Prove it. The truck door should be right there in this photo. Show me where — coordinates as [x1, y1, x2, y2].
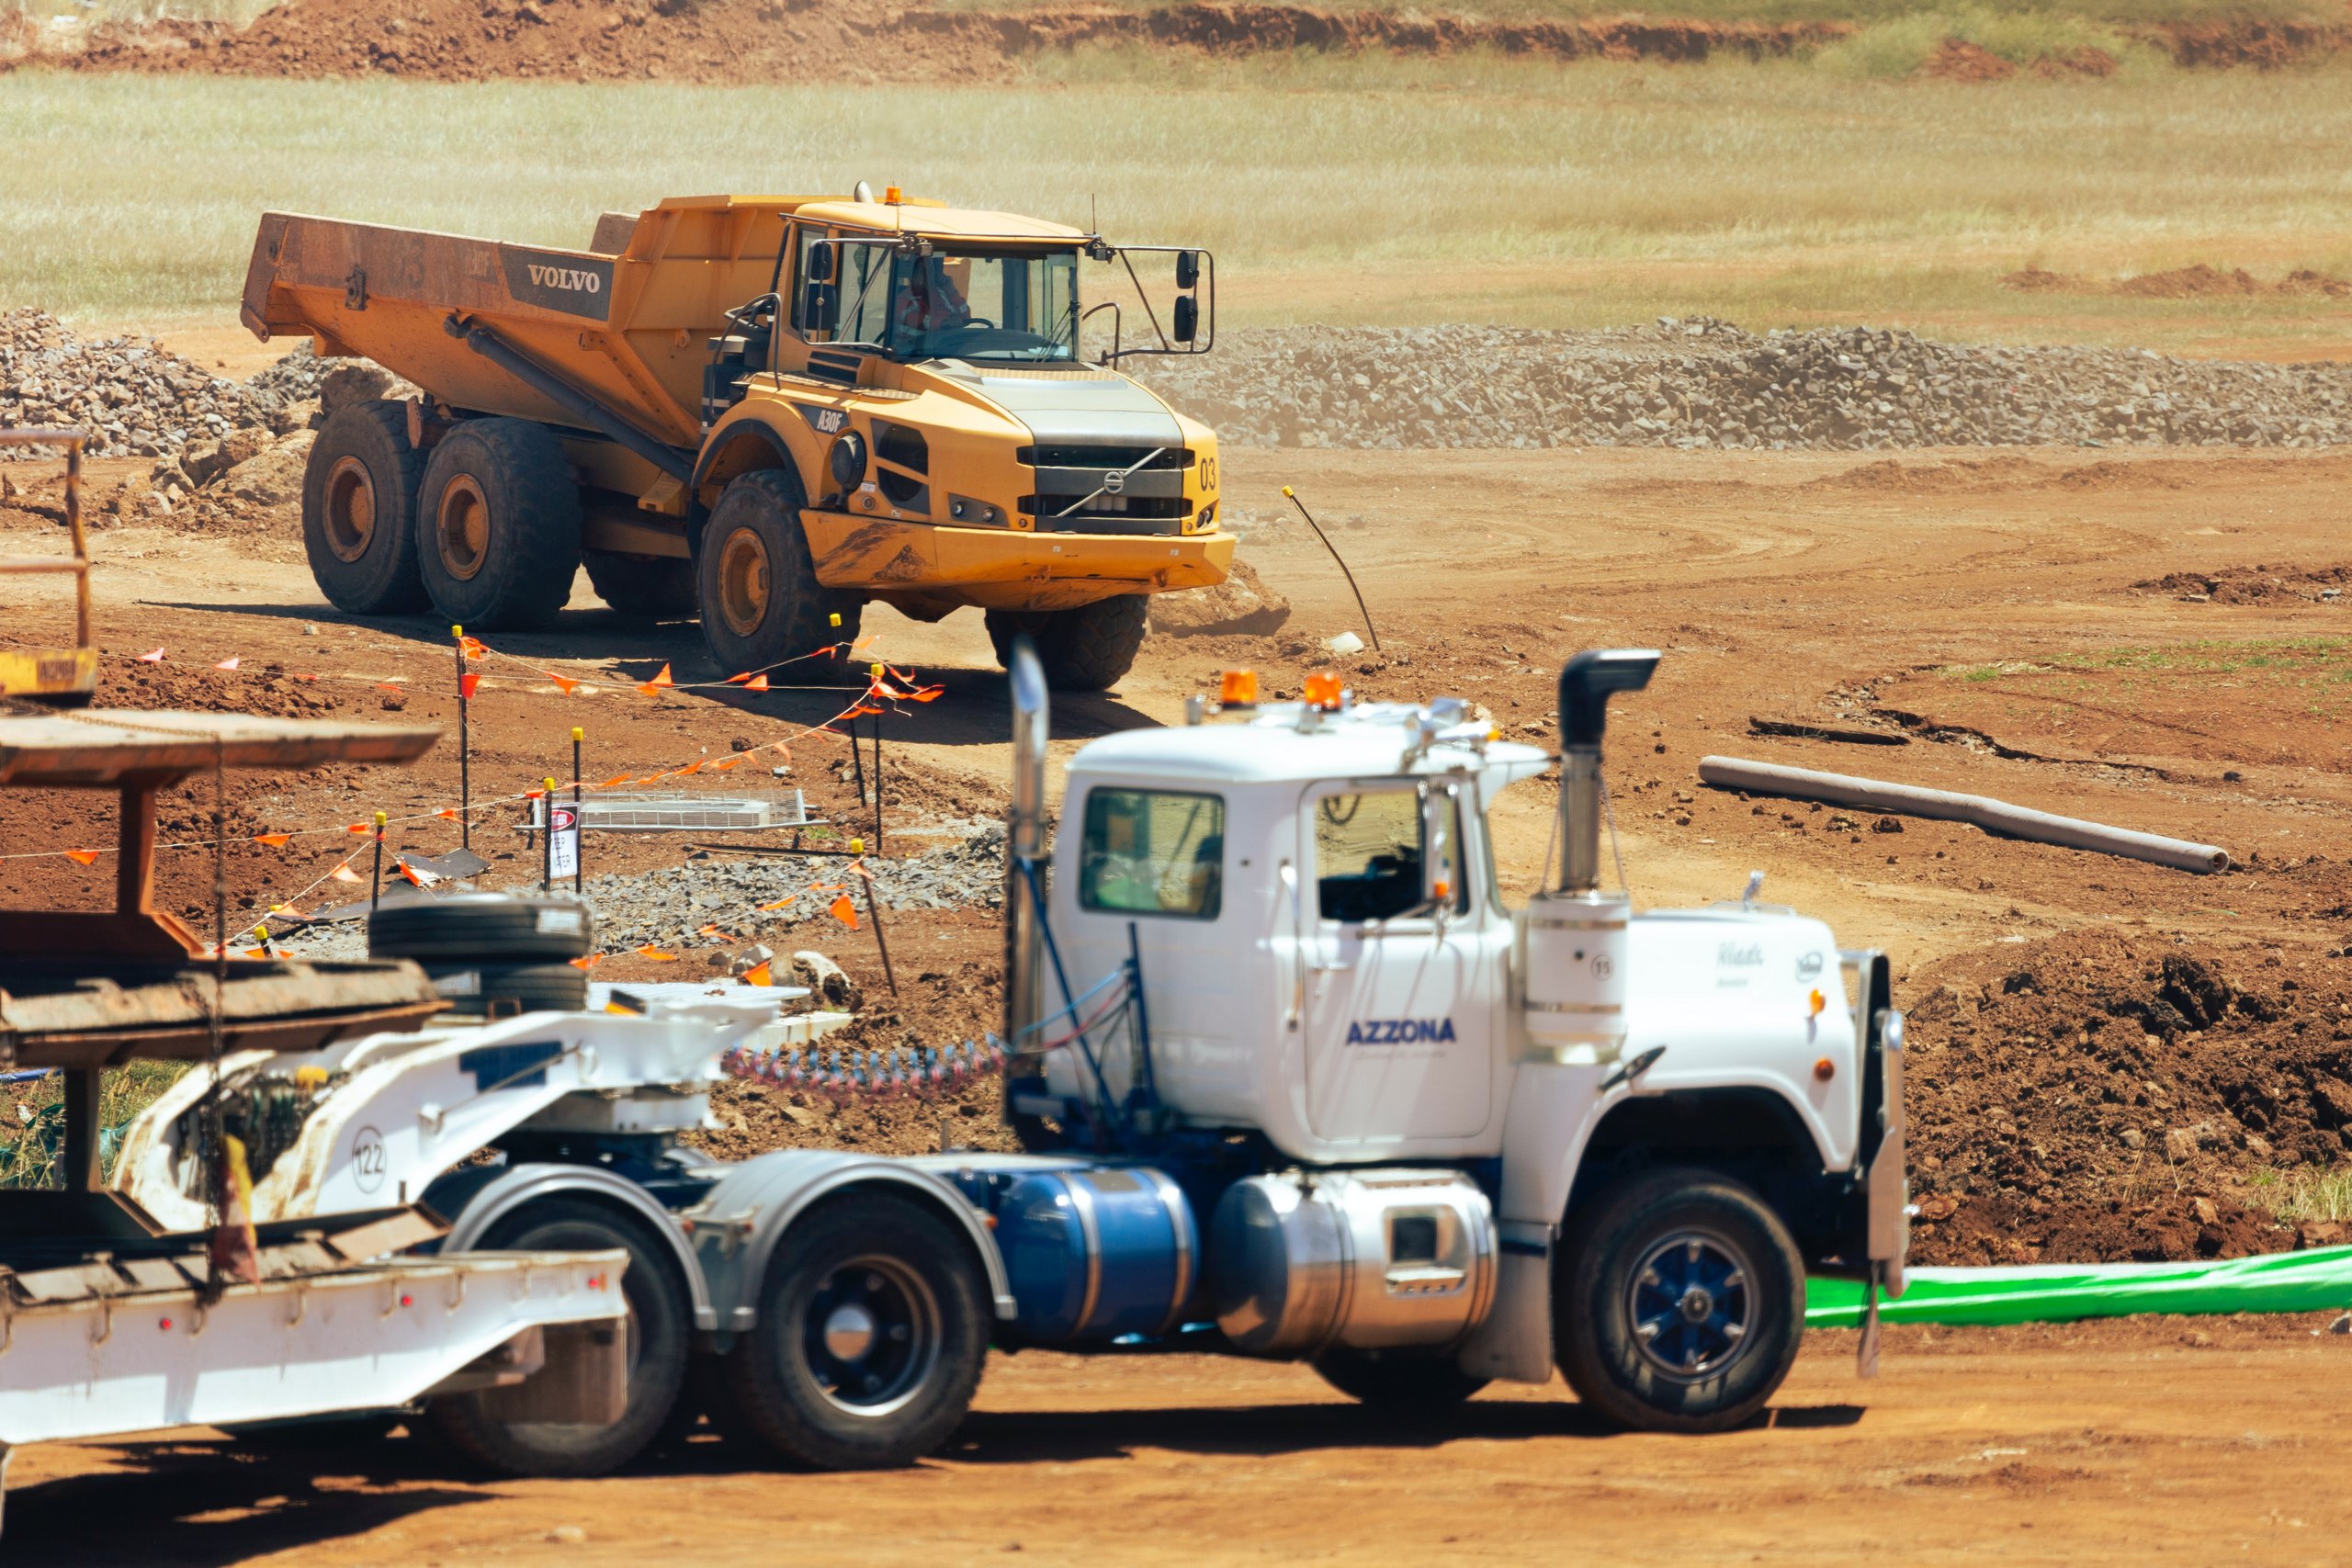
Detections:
[1299, 779, 1496, 1145]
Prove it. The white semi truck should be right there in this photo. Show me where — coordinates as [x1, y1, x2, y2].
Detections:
[121, 648, 1907, 1473]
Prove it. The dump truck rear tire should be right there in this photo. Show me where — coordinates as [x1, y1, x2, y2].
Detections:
[984, 597, 1148, 691]
[415, 418, 582, 630]
[302, 400, 428, 615]
[584, 550, 696, 620]
[695, 469, 861, 675]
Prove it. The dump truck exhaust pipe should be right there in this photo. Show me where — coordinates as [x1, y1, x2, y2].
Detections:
[1522, 648, 1659, 1065]
[1003, 637, 1050, 1055]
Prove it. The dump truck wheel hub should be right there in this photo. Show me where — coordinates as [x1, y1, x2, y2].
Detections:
[436, 475, 492, 581]
[322, 456, 377, 563]
[717, 526, 772, 638]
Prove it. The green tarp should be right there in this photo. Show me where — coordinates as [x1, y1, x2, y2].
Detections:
[1805, 1247, 2352, 1328]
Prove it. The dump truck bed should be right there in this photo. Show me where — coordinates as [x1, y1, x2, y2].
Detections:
[243, 197, 797, 450]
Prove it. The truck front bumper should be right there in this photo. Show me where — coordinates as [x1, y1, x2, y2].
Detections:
[801, 511, 1235, 614]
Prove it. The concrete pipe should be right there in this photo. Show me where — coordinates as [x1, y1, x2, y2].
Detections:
[1696, 756, 2231, 874]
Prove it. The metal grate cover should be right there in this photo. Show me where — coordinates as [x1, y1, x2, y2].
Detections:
[527, 790, 812, 833]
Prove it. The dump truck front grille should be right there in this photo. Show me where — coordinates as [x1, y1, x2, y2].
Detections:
[1019, 445, 1193, 531]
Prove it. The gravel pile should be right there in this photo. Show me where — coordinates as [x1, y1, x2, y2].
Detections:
[0, 309, 296, 459]
[1139, 319, 2352, 451]
[576, 825, 1007, 956]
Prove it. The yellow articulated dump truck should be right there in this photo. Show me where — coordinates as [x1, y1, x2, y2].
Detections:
[241, 188, 1230, 688]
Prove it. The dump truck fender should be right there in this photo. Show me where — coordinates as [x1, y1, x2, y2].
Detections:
[682, 1149, 1014, 1339]
[692, 412, 806, 496]
[435, 1162, 715, 1329]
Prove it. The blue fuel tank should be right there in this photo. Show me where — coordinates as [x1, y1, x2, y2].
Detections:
[998, 1166, 1197, 1342]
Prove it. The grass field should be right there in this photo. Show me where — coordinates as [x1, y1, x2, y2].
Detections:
[4, 60, 2349, 350]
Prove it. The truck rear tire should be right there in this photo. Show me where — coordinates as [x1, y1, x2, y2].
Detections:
[368, 892, 594, 962]
[695, 469, 862, 676]
[717, 1192, 986, 1470]
[584, 549, 696, 620]
[424, 960, 590, 1016]
[415, 418, 582, 630]
[426, 1199, 690, 1477]
[984, 597, 1147, 691]
[1312, 1348, 1489, 1411]
[1553, 1167, 1805, 1434]
[302, 400, 428, 615]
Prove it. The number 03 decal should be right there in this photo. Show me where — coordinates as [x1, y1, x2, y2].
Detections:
[1199, 457, 1217, 493]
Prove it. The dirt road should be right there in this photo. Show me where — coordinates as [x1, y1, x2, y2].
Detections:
[10, 1316, 2351, 1567]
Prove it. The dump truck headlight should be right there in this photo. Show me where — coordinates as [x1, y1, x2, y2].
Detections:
[829, 432, 866, 491]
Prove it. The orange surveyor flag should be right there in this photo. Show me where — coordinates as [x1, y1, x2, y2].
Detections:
[744, 673, 769, 693]
[436, 807, 461, 820]
[399, 862, 426, 886]
[844, 859, 876, 882]
[599, 774, 631, 788]
[137, 647, 164, 662]
[331, 864, 364, 883]
[650, 663, 674, 687]
[548, 671, 578, 694]
[64, 849, 100, 865]
[829, 894, 859, 931]
[458, 636, 488, 660]
[757, 897, 793, 911]
[570, 953, 603, 970]
[725, 671, 753, 685]
[635, 944, 679, 961]
[214, 656, 240, 671]
[742, 960, 774, 987]
[253, 832, 291, 847]
[696, 923, 738, 942]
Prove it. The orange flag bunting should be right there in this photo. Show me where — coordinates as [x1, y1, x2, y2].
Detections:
[137, 647, 164, 662]
[64, 849, 99, 866]
[525, 788, 546, 800]
[725, 671, 753, 685]
[757, 897, 794, 911]
[214, 656, 240, 671]
[696, 923, 738, 942]
[436, 807, 461, 820]
[548, 672, 578, 694]
[346, 823, 370, 835]
[650, 663, 674, 688]
[570, 953, 603, 970]
[635, 944, 679, 961]
[636, 681, 664, 698]
[742, 960, 774, 987]
[399, 862, 426, 886]
[253, 832, 291, 847]
[458, 636, 488, 660]
[844, 860, 876, 882]
[711, 757, 744, 772]
[331, 864, 364, 883]
[459, 672, 481, 700]
[378, 682, 404, 693]
[744, 674, 770, 693]
[829, 894, 860, 931]
[599, 774, 632, 788]
[678, 761, 703, 776]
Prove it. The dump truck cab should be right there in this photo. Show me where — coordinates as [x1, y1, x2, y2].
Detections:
[243, 191, 1231, 689]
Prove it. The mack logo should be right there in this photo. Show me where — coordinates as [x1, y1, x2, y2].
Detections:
[1796, 951, 1826, 980]
[1346, 1017, 1457, 1045]
[1718, 942, 1764, 967]
[500, 248, 614, 321]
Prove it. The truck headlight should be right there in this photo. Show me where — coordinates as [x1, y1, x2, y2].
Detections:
[829, 432, 866, 491]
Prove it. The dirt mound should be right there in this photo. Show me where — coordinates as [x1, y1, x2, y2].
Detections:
[0, 308, 295, 461]
[1902, 929, 2352, 1268]
[2116, 265, 2262, 299]
[2002, 265, 2352, 300]
[2000, 267, 2075, 293]
[2144, 16, 2352, 70]
[2132, 562, 2352, 604]
[102, 655, 347, 717]
[1920, 39, 2015, 81]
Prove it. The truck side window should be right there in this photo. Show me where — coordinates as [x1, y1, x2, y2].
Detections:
[1080, 788, 1224, 920]
[1314, 787, 1469, 923]
[801, 239, 895, 346]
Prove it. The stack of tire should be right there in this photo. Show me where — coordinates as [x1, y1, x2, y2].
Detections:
[368, 893, 595, 1017]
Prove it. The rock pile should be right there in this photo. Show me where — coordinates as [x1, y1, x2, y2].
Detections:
[0, 309, 298, 459]
[1138, 319, 2352, 451]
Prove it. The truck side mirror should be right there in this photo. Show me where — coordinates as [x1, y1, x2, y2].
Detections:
[1171, 295, 1197, 345]
[805, 242, 839, 285]
[1175, 250, 1200, 290]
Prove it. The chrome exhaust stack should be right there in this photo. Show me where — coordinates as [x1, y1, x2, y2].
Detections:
[1003, 637, 1050, 1055]
[1522, 649, 1658, 1065]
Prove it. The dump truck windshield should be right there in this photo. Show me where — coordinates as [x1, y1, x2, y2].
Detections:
[809, 242, 1079, 364]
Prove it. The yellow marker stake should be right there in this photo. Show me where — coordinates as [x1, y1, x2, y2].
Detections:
[850, 838, 865, 854]
[571, 727, 583, 743]
[829, 613, 842, 627]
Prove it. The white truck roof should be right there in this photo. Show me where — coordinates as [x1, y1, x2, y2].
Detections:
[1068, 700, 1553, 790]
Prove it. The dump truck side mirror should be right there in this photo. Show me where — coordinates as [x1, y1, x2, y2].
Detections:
[1172, 296, 1198, 344]
[1175, 250, 1201, 290]
[805, 241, 839, 285]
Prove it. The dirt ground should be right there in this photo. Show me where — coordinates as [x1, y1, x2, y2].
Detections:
[9, 1316, 2352, 1567]
[6, 434, 2352, 1558]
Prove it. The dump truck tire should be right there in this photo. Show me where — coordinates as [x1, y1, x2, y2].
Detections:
[302, 400, 428, 615]
[1553, 1167, 1805, 1434]
[695, 469, 861, 675]
[983, 597, 1147, 691]
[717, 1192, 987, 1471]
[415, 418, 582, 630]
[426, 1199, 691, 1478]
[368, 892, 594, 961]
[584, 550, 697, 620]
[1312, 1348, 1489, 1411]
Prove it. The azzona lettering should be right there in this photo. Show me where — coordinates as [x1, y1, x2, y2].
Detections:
[526, 264, 603, 295]
[1345, 1017, 1457, 1045]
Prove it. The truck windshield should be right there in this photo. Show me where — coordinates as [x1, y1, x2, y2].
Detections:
[888, 248, 1080, 365]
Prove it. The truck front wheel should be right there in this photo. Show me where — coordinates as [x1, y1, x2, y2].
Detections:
[414, 418, 582, 630]
[1553, 1168, 1804, 1434]
[983, 596, 1148, 691]
[301, 400, 428, 615]
[717, 1192, 987, 1470]
[695, 469, 862, 676]
[426, 1199, 691, 1476]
